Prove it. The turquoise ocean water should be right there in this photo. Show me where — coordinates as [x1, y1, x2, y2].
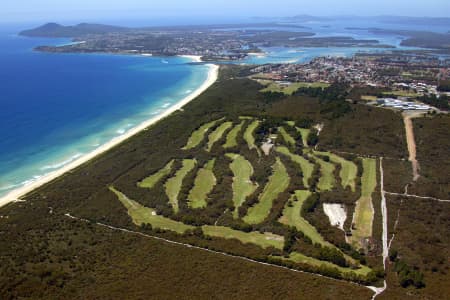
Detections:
[0, 19, 443, 198]
[0, 29, 210, 197]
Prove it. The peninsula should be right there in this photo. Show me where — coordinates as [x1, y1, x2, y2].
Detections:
[20, 22, 392, 61]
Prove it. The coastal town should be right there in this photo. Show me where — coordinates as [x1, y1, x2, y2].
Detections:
[2, 2, 450, 297]
[23, 23, 397, 61]
[251, 53, 450, 111]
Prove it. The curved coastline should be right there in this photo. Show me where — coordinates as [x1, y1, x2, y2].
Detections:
[0, 59, 219, 208]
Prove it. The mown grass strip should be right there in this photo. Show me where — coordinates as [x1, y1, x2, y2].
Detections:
[261, 81, 330, 95]
[188, 159, 216, 209]
[224, 121, 245, 148]
[165, 159, 197, 213]
[280, 191, 360, 266]
[285, 120, 296, 127]
[315, 151, 358, 192]
[296, 128, 311, 148]
[310, 154, 336, 192]
[278, 127, 296, 146]
[202, 225, 284, 249]
[276, 146, 314, 188]
[182, 118, 223, 150]
[138, 160, 174, 189]
[283, 252, 372, 277]
[206, 121, 233, 152]
[243, 158, 290, 225]
[351, 158, 377, 247]
[109, 186, 195, 234]
[243, 120, 261, 152]
[279, 190, 331, 246]
[226, 153, 258, 218]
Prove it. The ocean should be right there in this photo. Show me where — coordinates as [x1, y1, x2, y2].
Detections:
[0, 19, 444, 198]
[0, 28, 210, 197]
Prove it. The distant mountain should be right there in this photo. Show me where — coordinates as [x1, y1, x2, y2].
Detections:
[285, 15, 330, 22]
[374, 15, 450, 26]
[20, 23, 129, 37]
[369, 28, 450, 49]
[284, 14, 450, 27]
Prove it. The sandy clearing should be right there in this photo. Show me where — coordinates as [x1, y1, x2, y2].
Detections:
[323, 203, 347, 231]
[403, 112, 422, 181]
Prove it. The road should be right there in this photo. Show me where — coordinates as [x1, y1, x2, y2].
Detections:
[402, 112, 422, 181]
[372, 158, 388, 299]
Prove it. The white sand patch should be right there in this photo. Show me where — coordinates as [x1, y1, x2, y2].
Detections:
[261, 139, 274, 156]
[179, 55, 202, 63]
[323, 203, 347, 231]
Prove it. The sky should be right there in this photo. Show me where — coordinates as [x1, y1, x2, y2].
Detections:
[1, 0, 449, 24]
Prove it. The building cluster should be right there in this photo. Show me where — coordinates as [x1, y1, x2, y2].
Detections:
[251, 54, 450, 97]
[376, 98, 432, 110]
[52, 31, 256, 60]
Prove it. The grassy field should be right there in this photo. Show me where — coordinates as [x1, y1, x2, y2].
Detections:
[202, 225, 284, 249]
[296, 128, 311, 147]
[188, 159, 216, 209]
[165, 159, 197, 213]
[310, 154, 336, 192]
[206, 121, 233, 152]
[276, 146, 314, 188]
[261, 81, 330, 95]
[361, 95, 377, 101]
[383, 90, 420, 98]
[285, 120, 295, 127]
[243, 120, 261, 151]
[182, 118, 222, 150]
[226, 153, 258, 218]
[284, 252, 372, 276]
[279, 190, 332, 246]
[279, 126, 296, 146]
[223, 121, 245, 148]
[243, 158, 290, 225]
[1, 66, 419, 295]
[315, 151, 357, 191]
[351, 158, 377, 247]
[138, 160, 174, 189]
[110, 187, 195, 234]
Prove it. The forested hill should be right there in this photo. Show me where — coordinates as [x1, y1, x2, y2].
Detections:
[19, 23, 129, 37]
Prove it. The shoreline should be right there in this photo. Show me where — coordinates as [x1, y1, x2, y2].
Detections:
[0, 62, 219, 208]
[179, 55, 202, 63]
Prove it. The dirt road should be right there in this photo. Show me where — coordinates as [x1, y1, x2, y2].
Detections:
[403, 112, 422, 181]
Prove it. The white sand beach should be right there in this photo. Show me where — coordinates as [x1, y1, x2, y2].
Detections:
[0, 63, 219, 208]
[179, 55, 202, 62]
